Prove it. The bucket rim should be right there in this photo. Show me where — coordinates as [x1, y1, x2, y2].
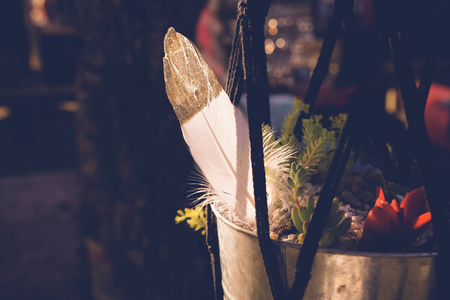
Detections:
[211, 204, 438, 258]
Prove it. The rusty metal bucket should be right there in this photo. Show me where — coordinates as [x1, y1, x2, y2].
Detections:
[213, 205, 437, 300]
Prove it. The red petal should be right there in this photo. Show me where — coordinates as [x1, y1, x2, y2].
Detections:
[376, 186, 385, 201]
[391, 199, 401, 214]
[401, 188, 428, 224]
[363, 206, 394, 239]
[375, 199, 400, 232]
[410, 212, 432, 232]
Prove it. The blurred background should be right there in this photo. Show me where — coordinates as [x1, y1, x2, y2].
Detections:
[0, 0, 449, 299]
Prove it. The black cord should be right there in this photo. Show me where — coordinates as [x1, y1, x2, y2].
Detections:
[239, 1, 284, 299]
[289, 113, 355, 299]
[212, 1, 449, 299]
[206, 205, 224, 300]
[289, 1, 357, 298]
[293, 0, 354, 137]
[225, 1, 284, 299]
[226, 16, 244, 105]
[390, 29, 450, 300]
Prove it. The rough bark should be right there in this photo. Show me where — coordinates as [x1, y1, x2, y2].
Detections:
[73, 1, 210, 299]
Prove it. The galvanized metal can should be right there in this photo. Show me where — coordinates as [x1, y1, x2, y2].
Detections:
[213, 206, 437, 300]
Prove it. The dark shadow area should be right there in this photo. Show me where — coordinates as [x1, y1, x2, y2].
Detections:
[1, 0, 449, 299]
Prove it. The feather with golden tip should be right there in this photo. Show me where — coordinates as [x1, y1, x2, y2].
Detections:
[163, 27, 255, 222]
[163, 27, 296, 225]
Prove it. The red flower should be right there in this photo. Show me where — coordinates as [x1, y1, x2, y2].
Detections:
[359, 187, 432, 251]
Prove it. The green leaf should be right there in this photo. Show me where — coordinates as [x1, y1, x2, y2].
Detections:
[318, 232, 334, 247]
[300, 117, 337, 174]
[325, 210, 345, 228]
[295, 187, 303, 198]
[299, 206, 310, 223]
[297, 233, 306, 244]
[174, 206, 207, 235]
[291, 207, 303, 233]
[329, 113, 348, 133]
[331, 217, 352, 237]
[302, 220, 310, 233]
[306, 196, 315, 215]
[287, 177, 295, 189]
[331, 197, 340, 213]
[281, 98, 310, 136]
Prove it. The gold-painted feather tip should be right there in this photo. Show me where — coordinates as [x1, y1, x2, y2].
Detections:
[163, 27, 222, 124]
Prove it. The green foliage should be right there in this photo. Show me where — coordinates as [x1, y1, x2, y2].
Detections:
[287, 162, 311, 201]
[329, 113, 348, 135]
[280, 98, 309, 148]
[291, 197, 352, 248]
[300, 117, 336, 174]
[282, 98, 348, 204]
[281, 97, 310, 136]
[175, 207, 207, 235]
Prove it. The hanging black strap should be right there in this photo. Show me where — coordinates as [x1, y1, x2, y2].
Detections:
[206, 205, 223, 300]
[229, 1, 285, 299]
[289, 1, 357, 298]
[293, 0, 355, 137]
[219, 1, 284, 299]
[211, 0, 448, 299]
[206, 9, 249, 300]
[392, 30, 450, 300]
[387, 2, 450, 299]
[289, 112, 355, 300]
[227, 0, 288, 299]
[417, 0, 445, 110]
[226, 14, 244, 105]
[227, 0, 272, 125]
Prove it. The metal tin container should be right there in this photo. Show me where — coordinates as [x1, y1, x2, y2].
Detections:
[213, 206, 437, 300]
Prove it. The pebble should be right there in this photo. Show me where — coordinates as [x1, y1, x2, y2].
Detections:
[282, 234, 297, 242]
[267, 184, 431, 251]
[337, 200, 369, 242]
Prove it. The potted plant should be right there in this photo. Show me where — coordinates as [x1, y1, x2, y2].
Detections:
[164, 28, 437, 299]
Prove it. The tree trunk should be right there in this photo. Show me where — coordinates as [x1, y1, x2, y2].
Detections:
[73, 1, 211, 299]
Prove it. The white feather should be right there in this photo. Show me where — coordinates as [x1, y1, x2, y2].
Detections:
[262, 126, 297, 214]
[190, 126, 297, 228]
[182, 90, 255, 221]
[163, 28, 254, 222]
[163, 28, 297, 225]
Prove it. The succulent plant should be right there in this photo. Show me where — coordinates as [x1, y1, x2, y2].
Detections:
[359, 187, 432, 251]
[337, 166, 387, 208]
[287, 162, 311, 200]
[291, 196, 352, 248]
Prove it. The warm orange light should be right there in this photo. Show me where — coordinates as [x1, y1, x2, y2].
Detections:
[268, 27, 278, 36]
[275, 38, 286, 49]
[0, 106, 11, 121]
[265, 43, 275, 55]
[385, 88, 397, 114]
[268, 19, 278, 28]
[30, 0, 49, 28]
